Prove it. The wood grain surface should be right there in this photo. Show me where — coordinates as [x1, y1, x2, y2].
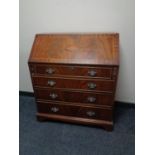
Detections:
[32, 76, 115, 92]
[34, 88, 113, 106]
[29, 33, 119, 65]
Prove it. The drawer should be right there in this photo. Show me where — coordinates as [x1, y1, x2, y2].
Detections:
[34, 88, 113, 106]
[30, 64, 113, 79]
[37, 101, 113, 121]
[32, 76, 115, 92]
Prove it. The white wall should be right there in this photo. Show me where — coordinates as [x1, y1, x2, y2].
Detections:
[19, 0, 135, 103]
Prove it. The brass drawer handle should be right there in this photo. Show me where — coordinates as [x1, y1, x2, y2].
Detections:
[46, 68, 55, 74]
[51, 107, 59, 113]
[87, 83, 96, 89]
[88, 70, 96, 76]
[47, 80, 56, 86]
[86, 111, 96, 117]
[49, 93, 58, 99]
[87, 96, 96, 103]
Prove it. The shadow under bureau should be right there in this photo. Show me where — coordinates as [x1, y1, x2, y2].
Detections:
[28, 33, 119, 131]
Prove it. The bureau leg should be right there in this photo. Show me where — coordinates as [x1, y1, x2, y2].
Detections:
[37, 115, 46, 122]
[102, 124, 113, 131]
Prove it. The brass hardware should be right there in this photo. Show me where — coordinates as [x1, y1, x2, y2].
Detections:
[87, 83, 96, 89]
[87, 96, 96, 103]
[46, 68, 55, 74]
[47, 80, 56, 86]
[49, 93, 58, 99]
[86, 111, 96, 117]
[51, 107, 59, 113]
[88, 70, 96, 76]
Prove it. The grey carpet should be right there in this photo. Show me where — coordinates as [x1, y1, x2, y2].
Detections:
[19, 95, 135, 155]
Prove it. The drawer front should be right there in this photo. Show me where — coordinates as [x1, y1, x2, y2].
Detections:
[32, 76, 115, 92]
[35, 88, 113, 106]
[37, 101, 113, 121]
[31, 64, 113, 79]
[78, 106, 113, 121]
[37, 102, 78, 117]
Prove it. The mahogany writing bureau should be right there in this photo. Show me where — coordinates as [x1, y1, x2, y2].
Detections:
[28, 33, 119, 131]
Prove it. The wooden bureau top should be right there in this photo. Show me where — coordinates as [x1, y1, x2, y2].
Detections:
[29, 33, 119, 65]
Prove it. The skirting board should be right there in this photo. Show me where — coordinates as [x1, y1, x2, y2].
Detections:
[19, 91, 135, 108]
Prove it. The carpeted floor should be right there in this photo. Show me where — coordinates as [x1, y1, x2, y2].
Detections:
[19, 95, 135, 155]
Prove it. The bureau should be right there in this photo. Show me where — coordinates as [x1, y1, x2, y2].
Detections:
[28, 33, 119, 131]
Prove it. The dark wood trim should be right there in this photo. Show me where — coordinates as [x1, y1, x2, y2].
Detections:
[19, 91, 135, 108]
[37, 113, 113, 131]
[28, 61, 119, 67]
